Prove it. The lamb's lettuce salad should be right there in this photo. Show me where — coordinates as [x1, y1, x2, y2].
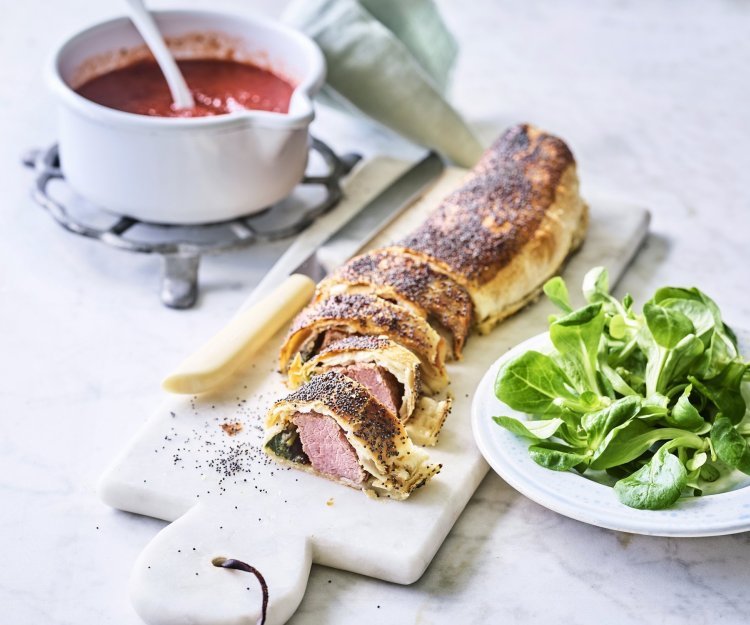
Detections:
[493, 267, 749, 510]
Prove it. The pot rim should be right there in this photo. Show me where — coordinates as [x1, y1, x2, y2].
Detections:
[47, 9, 325, 131]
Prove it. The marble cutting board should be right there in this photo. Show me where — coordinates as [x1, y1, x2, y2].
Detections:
[98, 157, 650, 625]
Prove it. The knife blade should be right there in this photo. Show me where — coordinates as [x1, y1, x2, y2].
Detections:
[162, 152, 444, 394]
[243, 151, 444, 307]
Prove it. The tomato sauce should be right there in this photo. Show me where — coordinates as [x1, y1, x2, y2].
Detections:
[75, 58, 294, 117]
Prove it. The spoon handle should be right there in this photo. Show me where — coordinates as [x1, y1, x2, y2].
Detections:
[125, 0, 195, 109]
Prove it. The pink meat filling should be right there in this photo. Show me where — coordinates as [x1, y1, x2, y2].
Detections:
[292, 411, 365, 484]
[318, 329, 350, 351]
[336, 364, 402, 417]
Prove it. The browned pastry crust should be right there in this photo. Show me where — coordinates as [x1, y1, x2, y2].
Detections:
[316, 247, 473, 359]
[264, 371, 440, 499]
[278, 293, 448, 391]
[286, 334, 452, 445]
[268, 122, 588, 496]
[398, 123, 588, 332]
[288, 335, 423, 418]
[320, 335, 393, 355]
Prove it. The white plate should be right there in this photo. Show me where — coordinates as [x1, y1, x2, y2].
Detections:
[471, 331, 750, 537]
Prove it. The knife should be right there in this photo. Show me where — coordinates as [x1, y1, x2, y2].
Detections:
[162, 152, 444, 394]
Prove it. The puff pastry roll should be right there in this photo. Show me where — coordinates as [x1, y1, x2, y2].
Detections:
[316, 247, 473, 359]
[287, 335, 451, 446]
[399, 124, 588, 333]
[278, 293, 448, 392]
[264, 371, 440, 499]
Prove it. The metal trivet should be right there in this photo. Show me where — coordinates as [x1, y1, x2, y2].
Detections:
[23, 139, 360, 308]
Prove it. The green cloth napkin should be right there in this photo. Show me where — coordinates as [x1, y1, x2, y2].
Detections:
[283, 0, 483, 167]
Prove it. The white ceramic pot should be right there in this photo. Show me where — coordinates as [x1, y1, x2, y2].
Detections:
[47, 10, 325, 224]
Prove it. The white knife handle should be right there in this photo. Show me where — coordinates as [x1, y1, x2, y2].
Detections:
[162, 274, 315, 394]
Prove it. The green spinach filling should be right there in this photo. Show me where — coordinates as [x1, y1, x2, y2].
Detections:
[266, 428, 309, 464]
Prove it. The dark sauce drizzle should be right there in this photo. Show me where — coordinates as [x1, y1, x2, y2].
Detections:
[212, 556, 269, 625]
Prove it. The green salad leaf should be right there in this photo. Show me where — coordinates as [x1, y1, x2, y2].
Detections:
[495, 350, 584, 415]
[528, 442, 589, 472]
[549, 303, 605, 396]
[666, 385, 705, 431]
[613, 446, 688, 510]
[643, 301, 695, 349]
[691, 362, 747, 423]
[493, 267, 749, 510]
[543, 276, 573, 313]
[710, 417, 750, 474]
[491, 416, 563, 441]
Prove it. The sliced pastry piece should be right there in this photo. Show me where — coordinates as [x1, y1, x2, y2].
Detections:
[287, 335, 451, 446]
[288, 335, 419, 419]
[398, 123, 588, 333]
[278, 293, 448, 392]
[315, 247, 473, 359]
[264, 371, 440, 499]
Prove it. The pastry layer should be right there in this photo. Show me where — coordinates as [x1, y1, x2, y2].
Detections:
[279, 293, 448, 391]
[316, 247, 473, 358]
[398, 124, 588, 331]
[265, 371, 440, 499]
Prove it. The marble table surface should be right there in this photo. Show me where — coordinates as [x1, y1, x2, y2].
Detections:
[1, 1, 749, 623]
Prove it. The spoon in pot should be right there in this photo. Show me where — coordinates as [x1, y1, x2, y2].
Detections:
[124, 0, 195, 109]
